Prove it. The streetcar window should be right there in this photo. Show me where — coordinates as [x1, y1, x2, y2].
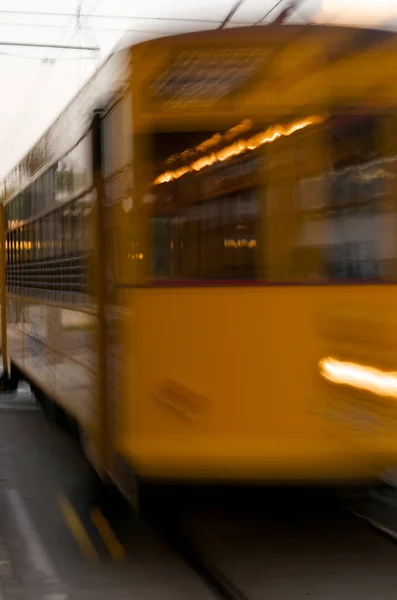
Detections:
[47, 212, 55, 259]
[34, 220, 41, 261]
[44, 214, 53, 259]
[38, 172, 46, 212]
[70, 200, 80, 254]
[11, 231, 16, 266]
[150, 129, 261, 281]
[27, 222, 33, 262]
[4, 205, 10, 230]
[149, 115, 396, 284]
[31, 180, 37, 215]
[53, 210, 62, 257]
[71, 137, 90, 194]
[20, 188, 31, 221]
[63, 205, 72, 256]
[33, 177, 42, 215]
[291, 115, 384, 282]
[6, 232, 11, 266]
[103, 104, 124, 178]
[19, 225, 25, 264]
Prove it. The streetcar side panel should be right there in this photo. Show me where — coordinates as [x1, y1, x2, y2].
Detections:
[117, 285, 397, 481]
[0, 48, 131, 473]
[3, 148, 99, 432]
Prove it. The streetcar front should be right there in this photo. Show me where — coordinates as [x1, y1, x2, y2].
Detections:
[112, 26, 397, 483]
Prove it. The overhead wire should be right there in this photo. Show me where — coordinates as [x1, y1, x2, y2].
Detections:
[0, 2, 305, 43]
[77, 1, 83, 89]
[0, 7, 84, 167]
[0, 3, 220, 171]
[0, 27, 167, 60]
[0, 19, 188, 33]
[0, 1, 313, 174]
[79, 0, 101, 61]
[0, 9, 252, 25]
[0, 41, 97, 50]
[0, 51, 97, 60]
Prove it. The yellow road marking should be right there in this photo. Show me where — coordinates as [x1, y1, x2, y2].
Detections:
[58, 495, 98, 559]
[90, 507, 125, 560]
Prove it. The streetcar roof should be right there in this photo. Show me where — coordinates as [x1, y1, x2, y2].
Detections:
[1, 23, 397, 200]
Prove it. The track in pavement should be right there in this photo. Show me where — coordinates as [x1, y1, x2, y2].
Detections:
[2, 387, 397, 599]
[97, 480, 397, 600]
[97, 484, 251, 600]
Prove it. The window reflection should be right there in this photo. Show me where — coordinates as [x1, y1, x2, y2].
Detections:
[5, 192, 93, 301]
[291, 115, 385, 282]
[149, 115, 397, 284]
[150, 130, 262, 281]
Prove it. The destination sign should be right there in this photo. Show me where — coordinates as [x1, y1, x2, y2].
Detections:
[149, 47, 266, 108]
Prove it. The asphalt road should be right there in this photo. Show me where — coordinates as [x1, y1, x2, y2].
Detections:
[0, 386, 216, 600]
[1, 386, 397, 600]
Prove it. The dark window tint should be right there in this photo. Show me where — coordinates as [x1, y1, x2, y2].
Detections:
[292, 115, 385, 281]
[150, 130, 261, 281]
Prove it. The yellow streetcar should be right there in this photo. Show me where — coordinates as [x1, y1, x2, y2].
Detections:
[2, 24, 397, 506]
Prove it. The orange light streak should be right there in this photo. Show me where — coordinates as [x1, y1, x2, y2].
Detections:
[154, 115, 324, 186]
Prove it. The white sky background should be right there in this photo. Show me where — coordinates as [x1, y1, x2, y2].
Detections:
[0, 0, 396, 179]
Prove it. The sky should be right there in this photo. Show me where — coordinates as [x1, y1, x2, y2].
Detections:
[0, 0, 396, 180]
